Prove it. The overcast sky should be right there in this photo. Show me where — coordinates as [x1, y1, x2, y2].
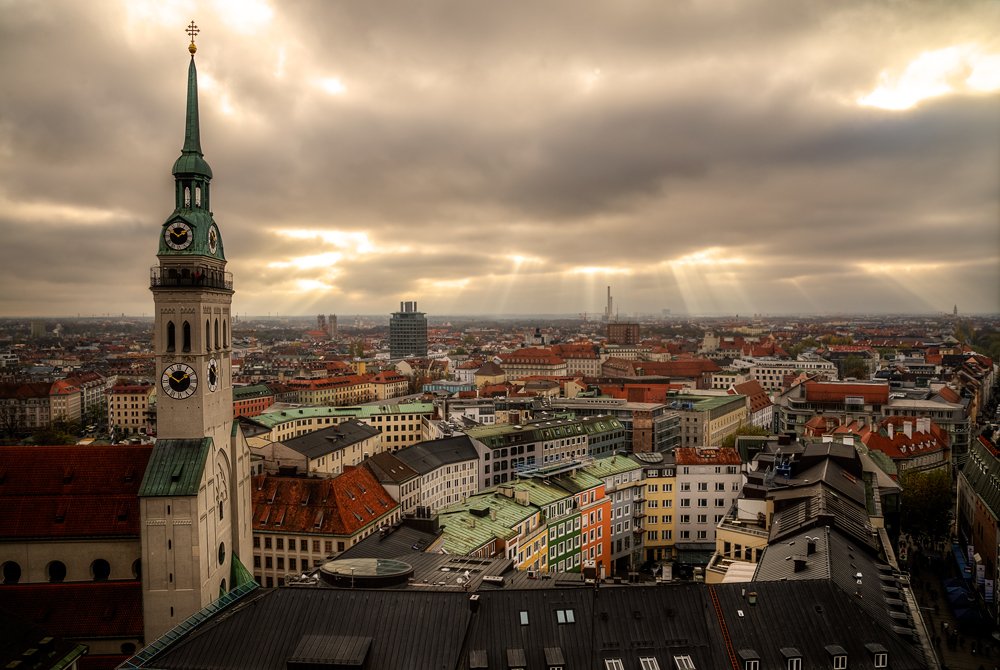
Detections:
[1, 0, 997, 318]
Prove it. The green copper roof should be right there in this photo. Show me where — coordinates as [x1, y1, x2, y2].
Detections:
[253, 403, 434, 429]
[139, 437, 212, 497]
[172, 57, 212, 179]
[584, 454, 643, 478]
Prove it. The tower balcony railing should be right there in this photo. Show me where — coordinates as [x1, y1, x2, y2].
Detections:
[150, 266, 233, 291]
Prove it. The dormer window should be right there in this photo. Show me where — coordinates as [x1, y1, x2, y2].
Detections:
[640, 658, 661, 670]
[780, 648, 802, 670]
[865, 643, 888, 668]
[673, 656, 695, 670]
[825, 645, 848, 670]
[738, 649, 761, 670]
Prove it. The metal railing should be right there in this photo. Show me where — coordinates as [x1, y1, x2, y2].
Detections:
[150, 266, 233, 291]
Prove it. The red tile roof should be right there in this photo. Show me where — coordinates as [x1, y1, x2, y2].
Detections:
[804, 382, 889, 404]
[252, 467, 398, 537]
[730, 380, 772, 414]
[860, 417, 948, 461]
[0, 445, 151, 539]
[0, 581, 143, 638]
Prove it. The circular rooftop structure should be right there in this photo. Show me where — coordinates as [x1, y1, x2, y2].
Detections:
[319, 558, 414, 588]
[632, 451, 665, 464]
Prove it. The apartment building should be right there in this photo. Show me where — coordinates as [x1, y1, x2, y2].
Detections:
[251, 468, 400, 587]
[668, 392, 748, 447]
[587, 454, 647, 571]
[232, 383, 275, 418]
[394, 435, 481, 511]
[277, 420, 381, 476]
[674, 446, 743, 565]
[635, 451, 677, 563]
[550, 397, 680, 453]
[466, 416, 626, 489]
[107, 382, 155, 437]
[252, 402, 434, 451]
[744, 356, 838, 392]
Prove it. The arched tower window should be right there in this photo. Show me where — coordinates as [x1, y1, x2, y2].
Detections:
[206, 319, 211, 352]
[184, 186, 191, 207]
[195, 185, 202, 207]
[214, 318, 220, 350]
[47, 561, 67, 583]
[91, 559, 111, 581]
[1, 562, 21, 585]
[223, 320, 228, 347]
[182, 321, 191, 353]
[166, 321, 176, 352]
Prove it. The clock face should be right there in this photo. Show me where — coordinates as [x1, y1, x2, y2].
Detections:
[161, 363, 198, 399]
[165, 221, 193, 250]
[208, 226, 219, 255]
[207, 358, 220, 392]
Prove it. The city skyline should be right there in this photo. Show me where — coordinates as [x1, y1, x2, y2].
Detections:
[1, 1, 998, 318]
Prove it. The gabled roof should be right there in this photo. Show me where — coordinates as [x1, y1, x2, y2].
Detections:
[252, 469, 397, 537]
[961, 437, 1000, 519]
[365, 451, 420, 485]
[717, 579, 925, 669]
[139, 438, 212, 497]
[394, 436, 479, 475]
[282, 420, 380, 460]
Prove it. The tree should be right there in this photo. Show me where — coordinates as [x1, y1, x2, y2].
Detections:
[899, 468, 952, 542]
[842, 355, 869, 380]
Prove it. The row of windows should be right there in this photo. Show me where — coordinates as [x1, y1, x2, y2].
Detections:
[1, 559, 139, 584]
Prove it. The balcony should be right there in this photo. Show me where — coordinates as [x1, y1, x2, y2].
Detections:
[151, 266, 233, 291]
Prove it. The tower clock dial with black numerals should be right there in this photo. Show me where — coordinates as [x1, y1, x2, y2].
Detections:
[161, 363, 198, 399]
[165, 221, 193, 250]
[207, 358, 220, 392]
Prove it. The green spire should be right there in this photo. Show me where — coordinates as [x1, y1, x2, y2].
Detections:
[172, 39, 213, 179]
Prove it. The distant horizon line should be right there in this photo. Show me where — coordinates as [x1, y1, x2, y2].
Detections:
[2, 311, 995, 321]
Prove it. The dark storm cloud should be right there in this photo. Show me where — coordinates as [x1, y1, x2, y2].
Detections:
[0, 0, 997, 316]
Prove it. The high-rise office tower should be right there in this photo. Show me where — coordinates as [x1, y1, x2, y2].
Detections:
[389, 301, 427, 359]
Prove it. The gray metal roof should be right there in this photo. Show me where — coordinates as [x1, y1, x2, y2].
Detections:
[282, 420, 380, 460]
[394, 435, 479, 475]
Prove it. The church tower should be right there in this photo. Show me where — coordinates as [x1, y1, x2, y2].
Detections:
[139, 24, 253, 642]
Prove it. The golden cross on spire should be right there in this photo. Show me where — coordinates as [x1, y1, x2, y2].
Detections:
[186, 21, 200, 55]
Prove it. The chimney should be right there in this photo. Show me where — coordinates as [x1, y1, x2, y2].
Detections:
[793, 558, 808, 573]
[917, 417, 930, 434]
[903, 421, 913, 439]
[887, 423, 894, 439]
[807, 538, 817, 555]
[469, 594, 480, 613]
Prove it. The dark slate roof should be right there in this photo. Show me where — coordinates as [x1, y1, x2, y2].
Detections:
[365, 451, 419, 485]
[755, 526, 909, 636]
[139, 438, 212, 497]
[143, 588, 472, 670]
[961, 438, 1000, 518]
[715, 580, 926, 669]
[0, 445, 151, 539]
[337, 521, 440, 559]
[282, 420, 380, 460]
[137, 579, 928, 670]
[587, 583, 729, 670]
[769, 485, 876, 550]
[394, 435, 479, 475]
